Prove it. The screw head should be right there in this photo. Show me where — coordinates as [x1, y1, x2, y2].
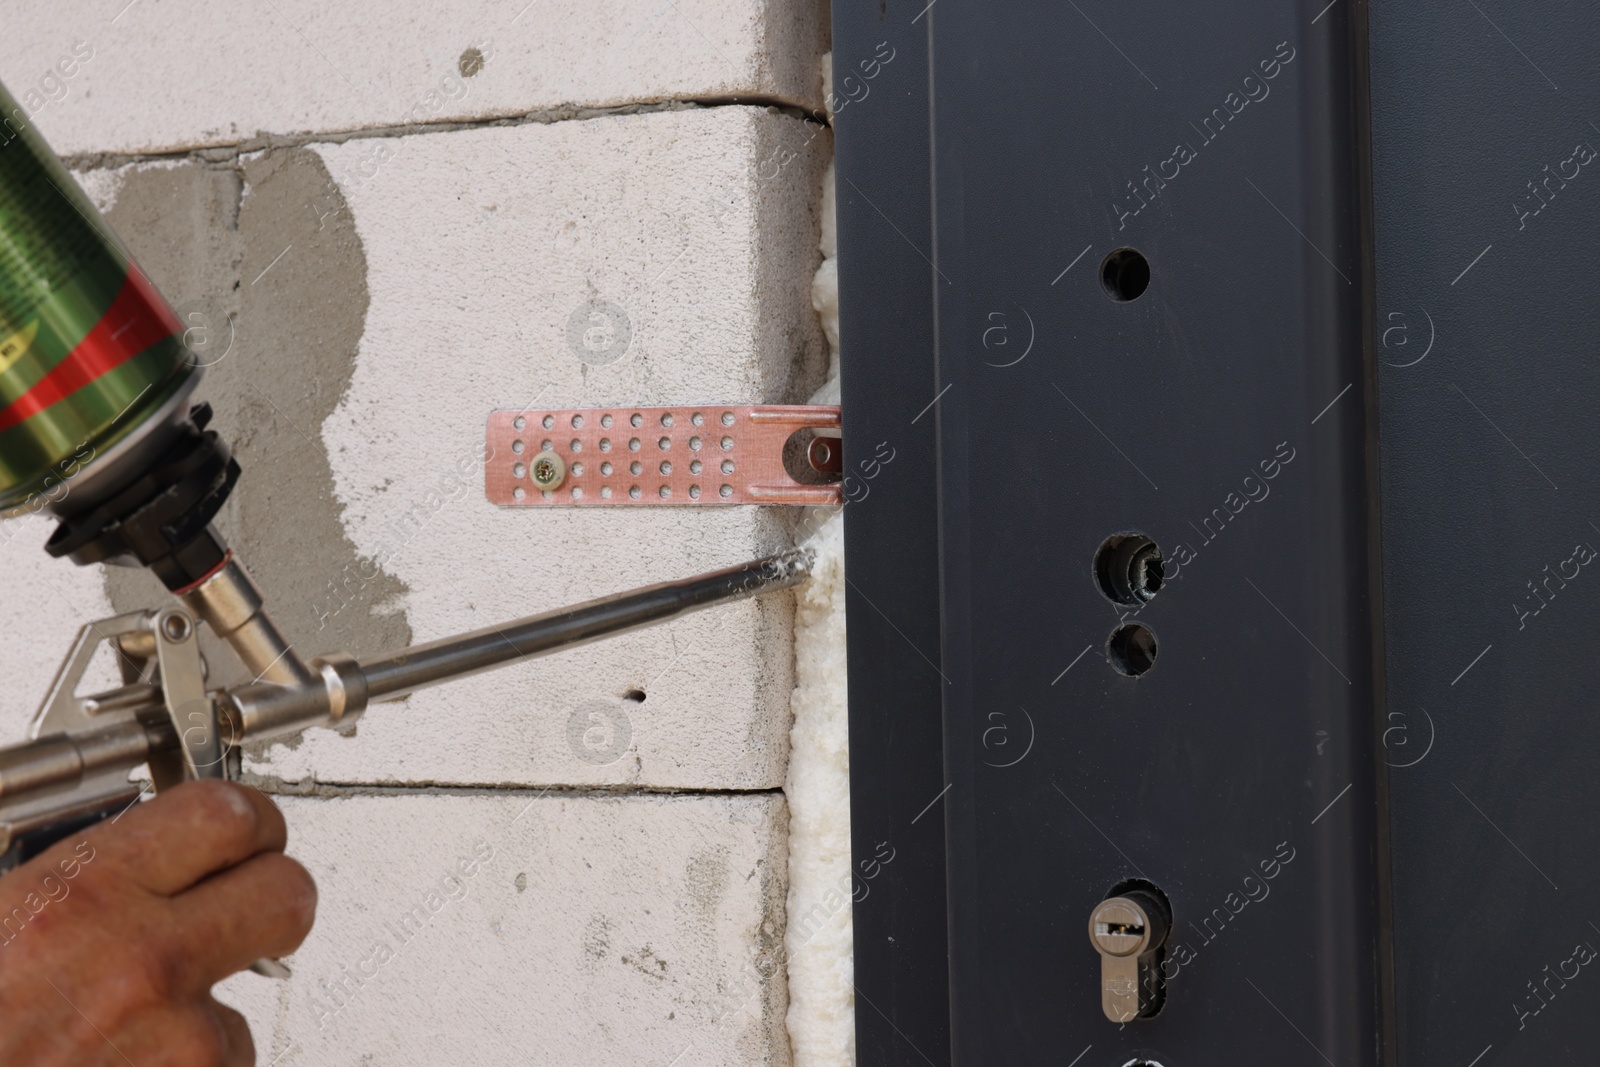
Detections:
[530, 451, 567, 491]
[1089, 897, 1151, 957]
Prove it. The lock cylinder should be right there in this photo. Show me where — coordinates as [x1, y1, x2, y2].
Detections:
[1088, 889, 1170, 1023]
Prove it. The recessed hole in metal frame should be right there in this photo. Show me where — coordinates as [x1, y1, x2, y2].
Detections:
[1094, 534, 1165, 606]
[1101, 247, 1151, 302]
[1108, 623, 1158, 677]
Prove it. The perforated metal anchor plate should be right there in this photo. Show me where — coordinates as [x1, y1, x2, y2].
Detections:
[485, 405, 842, 506]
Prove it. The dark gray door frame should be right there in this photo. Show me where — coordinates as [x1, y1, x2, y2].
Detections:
[839, 1, 1397, 1063]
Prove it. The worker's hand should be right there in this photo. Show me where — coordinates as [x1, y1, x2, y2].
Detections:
[0, 780, 316, 1066]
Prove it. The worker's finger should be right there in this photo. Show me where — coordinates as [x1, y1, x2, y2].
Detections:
[87, 780, 288, 897]
[163, 851, 317, 989]
[102, 1001, 232, 1067]
[209, 996, 256, 1067]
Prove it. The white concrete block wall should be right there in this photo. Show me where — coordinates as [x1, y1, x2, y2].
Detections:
[0, 3, 836, 1064]
[246, 106, 829, 792]
[0, 518, 118, 748]
[0, 0, 826, 156]
[214, 792, 790, 1066]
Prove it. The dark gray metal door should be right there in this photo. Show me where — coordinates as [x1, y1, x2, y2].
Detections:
[840, 1, 1391, 1063]
[842, 1, 1600, 1063]
[1370, 2, 1600, 1065]
[924, 0, 1385, 1062]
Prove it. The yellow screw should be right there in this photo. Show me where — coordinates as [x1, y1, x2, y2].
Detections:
[531, 452, 567, 491]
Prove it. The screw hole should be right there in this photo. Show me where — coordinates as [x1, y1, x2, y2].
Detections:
[623, 689, 646, 702]
[1107, 623, 1158, 677]
[1101, 247, 1151, 302]
[1093, 534, 1164, 606]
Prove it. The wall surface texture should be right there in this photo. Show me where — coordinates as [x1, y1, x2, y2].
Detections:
[0, 3, 835, 1063]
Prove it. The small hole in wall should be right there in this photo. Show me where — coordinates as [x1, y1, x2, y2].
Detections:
[1107, 623, 1158, 677]
[1100, 247, 1151, 302]
[623, 689, 647, 703]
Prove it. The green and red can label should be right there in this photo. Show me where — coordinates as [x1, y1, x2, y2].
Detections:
[0, 78, 191, 511]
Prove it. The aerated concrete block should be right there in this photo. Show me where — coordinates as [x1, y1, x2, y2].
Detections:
[0, 0, 827, 157]
[215, 791, 791, 1066]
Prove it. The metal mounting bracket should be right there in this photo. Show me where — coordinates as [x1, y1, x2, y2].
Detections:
[485, 405, 842, 507]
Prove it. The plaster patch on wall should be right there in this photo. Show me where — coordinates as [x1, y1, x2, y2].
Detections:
[97, 150, 411, 698]
[785, 135, 854, 1064]
[226, 148, 411, 664]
